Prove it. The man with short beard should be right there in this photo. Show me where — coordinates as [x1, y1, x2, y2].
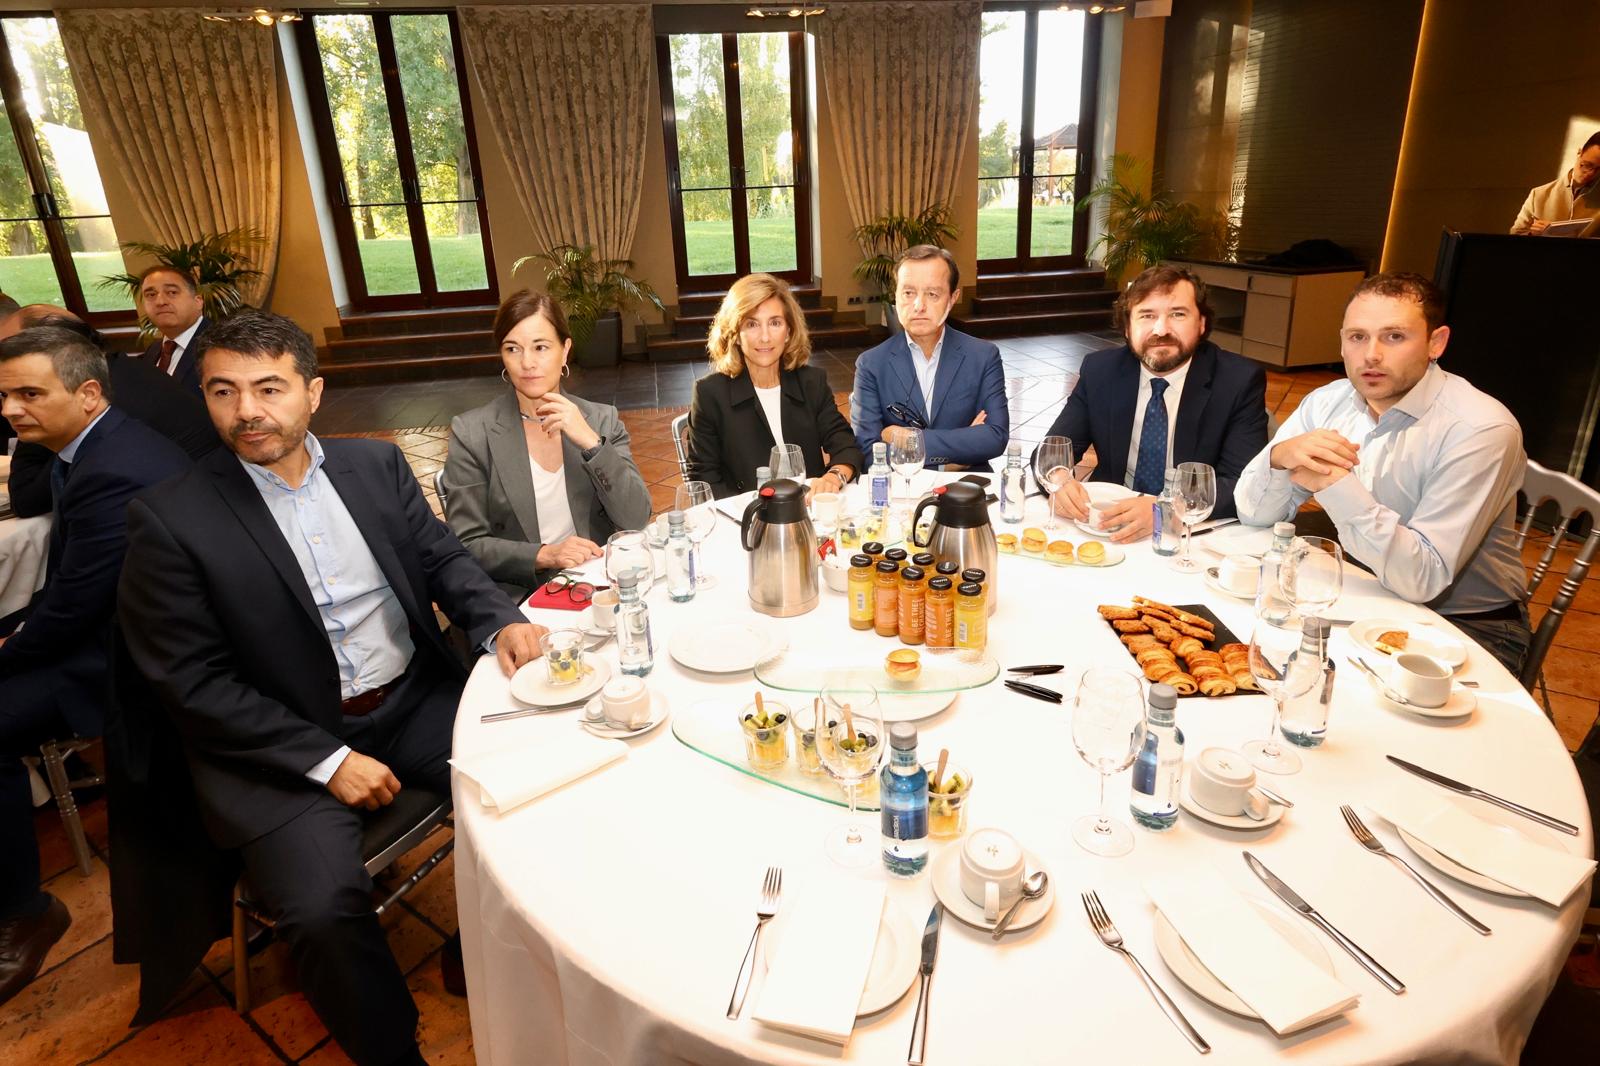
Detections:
[1038, 265, 1268, 541]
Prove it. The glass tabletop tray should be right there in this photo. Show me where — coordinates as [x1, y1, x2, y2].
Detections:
[754, 645, 1000, 696]
[671, 697, 881, 811]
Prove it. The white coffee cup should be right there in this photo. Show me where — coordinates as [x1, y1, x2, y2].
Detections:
[1217, 554, 1260, 596]
[1391, 652, 1451, 707]
[1190, 747, 1269, 820]
[589, 588, 619, 633]
[599, 676, 652, 730]
[959, 827, 1026, 921]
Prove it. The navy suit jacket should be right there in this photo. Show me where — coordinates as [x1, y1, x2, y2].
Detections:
[0, 407, 190, 734]
[141, 315, 210, 396]
[1041, 341, 1268, 520]
[851, 327, 1009, 469]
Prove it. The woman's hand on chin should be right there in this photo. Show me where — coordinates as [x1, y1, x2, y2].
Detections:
[535, 391, 600, 451]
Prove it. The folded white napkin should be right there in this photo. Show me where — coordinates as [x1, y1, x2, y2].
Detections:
[753, 875, 886, 1045]
[1366, 786, 1595, 907]
[1146, 869, 1358, 1035]
[450, 733, 626, 814]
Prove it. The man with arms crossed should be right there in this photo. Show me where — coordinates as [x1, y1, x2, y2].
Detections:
[1234, 273, 1529, 672]
[118, 310, 545, 1066]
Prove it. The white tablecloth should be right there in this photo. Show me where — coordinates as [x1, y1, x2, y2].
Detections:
[0, 514, 51, 619]
[451, 494, 1592, 1066]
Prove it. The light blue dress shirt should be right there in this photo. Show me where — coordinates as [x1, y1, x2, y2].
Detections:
[906, 328, 946, 416]
[57, 406, 111, 464]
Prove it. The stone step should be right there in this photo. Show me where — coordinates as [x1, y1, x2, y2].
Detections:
[334, 305, 497, 340]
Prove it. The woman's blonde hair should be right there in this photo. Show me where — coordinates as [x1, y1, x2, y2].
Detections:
[706, 273, 810, 377]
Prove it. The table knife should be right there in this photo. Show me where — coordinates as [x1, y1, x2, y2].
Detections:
[1243, 851, 1405, 994]
[1386, 755, 1580, 836]
[906, 903, 942, 1066]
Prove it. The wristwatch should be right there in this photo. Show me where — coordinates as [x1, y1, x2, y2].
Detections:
[826, 465, 853, 484]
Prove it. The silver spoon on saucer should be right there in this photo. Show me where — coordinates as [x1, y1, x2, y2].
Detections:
[992, 870, 1049, 940]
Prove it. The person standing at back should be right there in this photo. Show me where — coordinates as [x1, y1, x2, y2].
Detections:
[136, 265, 210, 396]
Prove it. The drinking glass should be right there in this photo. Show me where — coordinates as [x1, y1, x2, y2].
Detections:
[604, 530, 654, 596]
[769, 444, 805, 482]
[1070, 669, 1147, 857]
[1244, 611, 1320, 774]
[817, 684, 885, 868]
[1032, 435, 1075, 533]
[1282, 536, 1344, 619]
[1170, 462, 1216, 572]
[889, 428, 926, 500]
[540, 628, 585, 686]
[675, 480, 718, 590]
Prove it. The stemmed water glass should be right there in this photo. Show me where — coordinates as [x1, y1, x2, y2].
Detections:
[1070, 668, 1147, 857]
[674, 480, 718, 590]
[817, 684, 885, 868]
[604, 530, 654, 596]
[769, 444, 805, 482]
[1244, 607, 1320, 775]
[1170, 462, 1216, 572]
[1032, 435, 1075, 534]
[889, 428, 926, 501]
[1282, 536, 1344, 620]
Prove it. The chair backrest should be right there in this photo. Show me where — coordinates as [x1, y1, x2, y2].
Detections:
[434, 467, 449, 508]
[1516, 459, 1600, 690]
[670, 412, 692, 484]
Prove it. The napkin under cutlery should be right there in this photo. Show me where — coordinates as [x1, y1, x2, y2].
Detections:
[450, 733, 627, 814]
[753, 875, 886, 1045]
[1365, 787, 1596, 907]
[1146, 869, 1359, 1035]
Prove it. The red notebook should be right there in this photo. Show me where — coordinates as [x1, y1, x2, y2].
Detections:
[524, 586, 589, 611]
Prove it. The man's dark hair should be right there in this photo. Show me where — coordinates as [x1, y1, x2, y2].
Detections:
[18, 310, 110, 352]
[199, 309, 319, 383]
[138, 263, 200, 296]
[0, 325, 112, 398]
[1583, 130, 1600, 154]
[1345, 272, 1446, 334]
[894, 244, 960, 292]
[0, 292, 19, 318]
[1113, 264, 1214, 340]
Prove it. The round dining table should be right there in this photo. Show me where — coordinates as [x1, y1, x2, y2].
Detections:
[450, 489, 1591, 1066]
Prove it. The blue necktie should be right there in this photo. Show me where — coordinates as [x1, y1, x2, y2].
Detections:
[1132, 378, 1169, 495]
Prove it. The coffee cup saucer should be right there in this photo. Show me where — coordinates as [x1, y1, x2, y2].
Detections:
[1374, 684, 1476, 720]
[580, 689, 670, 739]
[1202, 566, 1257, 602]
[1178, 780, 1286, 830]
[930, 845, 1055, 933]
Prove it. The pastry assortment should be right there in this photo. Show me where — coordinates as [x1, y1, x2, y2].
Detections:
[999, 527, 1111, 567]
[1097, 597, 1258, 698]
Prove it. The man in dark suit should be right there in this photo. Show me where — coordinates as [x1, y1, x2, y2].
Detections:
[117, 310, 546, 1066]
[1039, 265, 1268, 541]
[0, 326, 190, 1008]
[851, 245, 1009, 470]
[136, 265, 210, 396]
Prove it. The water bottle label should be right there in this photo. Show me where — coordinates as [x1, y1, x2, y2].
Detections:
[881, 805, 928, 840]
[871, 475, 889, 510]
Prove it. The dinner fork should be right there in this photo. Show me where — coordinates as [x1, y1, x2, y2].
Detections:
[726, 866, 783, 1019]
[1082, 892, 1210, 1054]
[1338, 806, 1490, 935]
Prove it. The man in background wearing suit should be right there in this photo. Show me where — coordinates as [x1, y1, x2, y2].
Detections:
[851, 245, 1009, 470]
[0, 326, 190, 1007]
[117, 310, 545, 1066]
[1040, 265, 1268, 542]
[137, 264, 210, 395]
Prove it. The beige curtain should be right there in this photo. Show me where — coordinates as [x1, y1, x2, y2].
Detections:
[459, 5, 652, 263]
[57, 11, 280, 304]
[814, 1, 982, 235]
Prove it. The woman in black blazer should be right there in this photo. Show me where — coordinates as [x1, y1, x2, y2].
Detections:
[687, 273, 864, 498]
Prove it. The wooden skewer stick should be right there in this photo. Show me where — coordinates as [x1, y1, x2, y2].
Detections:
[840, 701, 855, 743]
[754, 691, 765, 719]
[931, 748, 949, 792]
[813, 696, 823, 736]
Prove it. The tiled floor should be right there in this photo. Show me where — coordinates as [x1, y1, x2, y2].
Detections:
[7, 331, 1597, 1064]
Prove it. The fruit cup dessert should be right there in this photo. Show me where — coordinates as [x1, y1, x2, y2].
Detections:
[791, 698, 824, 775]
[925, 762, 973, 839]
[738, 695, 790, 771]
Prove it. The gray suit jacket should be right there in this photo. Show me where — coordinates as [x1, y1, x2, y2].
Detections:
[443, 390, 651, 596]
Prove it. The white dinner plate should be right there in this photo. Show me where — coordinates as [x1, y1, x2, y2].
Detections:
[1154, 897, 1335, 1019]
[1203, 566, 1258, 601]
[509, 657, 612, 707]
[1348, 618, 1468, 671]
[879, 689, 960, 722]
[930, 845, 1055, 933]
[580, 690, 670, 739]
[1178, 780, 1287, 831]
[668, 620, 787, 674]
[857, 901, 922, 1015]
[1396, 824, 1529, 898]
[1200, 524, 1277, 559]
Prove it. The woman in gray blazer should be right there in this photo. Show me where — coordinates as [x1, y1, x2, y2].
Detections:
[444, 291, 651, 599]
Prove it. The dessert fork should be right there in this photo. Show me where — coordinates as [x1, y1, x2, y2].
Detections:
[1339, 805, 1490, 934]
[1082, 891, 1210, 1054]
[726, 866, 782, 1019]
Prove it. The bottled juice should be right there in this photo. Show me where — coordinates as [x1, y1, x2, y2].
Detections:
[898, 566, 927, 645]
[954, 582, 986, 652]
[848, 554, 875, 631]
[874, 560, 900, 637]
[925, 576, 955, 648]
[885, 547, 908, 574]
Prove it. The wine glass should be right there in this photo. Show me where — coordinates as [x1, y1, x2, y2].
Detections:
[674, 480, 717, 590]
[1244, 610, 1320, 774]
[1070, 668, 1147, 857]
[1282, 536, 1344, 620]
[817, 684, 885, 868]
[889, 428, 926, 501]
[1031, 435, 1075, 533]
[769, 443, 805, 482]
[1170, 462, 1216, 572]
[604, 530, 654, 596]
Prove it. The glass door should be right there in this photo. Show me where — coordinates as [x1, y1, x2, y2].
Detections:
[0, 17, 131, 323]
[296, 12, 495, 311]
[977, 7, 1100, 269]
[658, 32, 812, 289]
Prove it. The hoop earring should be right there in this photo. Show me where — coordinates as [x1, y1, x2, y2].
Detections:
[500, 369, 510, 384]
[561, 363, 571, 378]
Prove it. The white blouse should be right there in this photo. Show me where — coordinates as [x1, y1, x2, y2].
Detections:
[529, 455, 578, 545]
[754, 383, 785, 449]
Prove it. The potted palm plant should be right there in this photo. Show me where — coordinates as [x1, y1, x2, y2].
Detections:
[513, 244, 664, 368]
[851, 204, 958, 332]
[102, 228, 266, 346]
[1078, 154, 1236, 286]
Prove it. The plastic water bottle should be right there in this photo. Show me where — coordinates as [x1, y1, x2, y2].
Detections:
[614, 570, 654, 676]
[1281, 618, 1334, 747]
[1151, 467, 1181, 556]
[880, 722, 929, 876]
[1130, 683, 1183, 831]
[754, 465, 772, 488]
[665, 510, 694, 602]
[1256, 521, 1297, 625]
[869, 442, 891, 513]
[999, 441, 1026, 524]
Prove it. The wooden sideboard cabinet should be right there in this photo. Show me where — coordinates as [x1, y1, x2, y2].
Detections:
[1165, 258, 1365, 368]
